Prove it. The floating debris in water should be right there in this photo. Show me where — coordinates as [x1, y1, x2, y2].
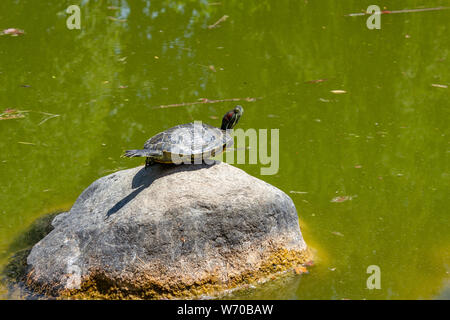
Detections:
[1, 28, 25, 36]
[107, 16, 127, 22]
[37, 111, 60, 125]
[330, 90, 347, 94]
[331, 231, 344, 237]
[345, 7, 450, 17]
[152, 97, 260, 109]
[208, 15, 229, 29]
[331, 195, 353, 203]
[0, 109, 26, 120]
[0, 109, 59, 125]
[431, 83, 448, 89]
[290, 191, 308, 194]
[306, 78, 328, 84]
[347, 133, 360, 138]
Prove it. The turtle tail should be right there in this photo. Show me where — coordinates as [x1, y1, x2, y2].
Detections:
[124, 149, 161, 158]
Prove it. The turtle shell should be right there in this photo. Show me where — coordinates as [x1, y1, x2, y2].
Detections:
[143, 122, 233, 163]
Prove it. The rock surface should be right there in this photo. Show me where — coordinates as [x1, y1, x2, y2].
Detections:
[26, 162, 310, 299]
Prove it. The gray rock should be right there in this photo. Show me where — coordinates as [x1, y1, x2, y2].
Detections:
[26, 162, 310, 299]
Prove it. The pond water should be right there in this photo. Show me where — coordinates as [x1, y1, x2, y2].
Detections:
[0, 0, 448, 299]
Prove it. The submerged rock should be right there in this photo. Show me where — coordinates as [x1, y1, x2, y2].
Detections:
[26, 162, 310, 299]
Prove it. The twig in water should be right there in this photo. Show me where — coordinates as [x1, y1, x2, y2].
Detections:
[346, 6, 449, 17]
[152, 97, 261, 109]
[0, 109, 60, 124]
[18, 141, 36, 145]
[107, 16, 127, 22]
[38, 113, 60, 125]
[208, 15, 229, 29]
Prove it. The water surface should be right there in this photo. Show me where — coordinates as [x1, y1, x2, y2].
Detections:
[0, 0, 448, 299]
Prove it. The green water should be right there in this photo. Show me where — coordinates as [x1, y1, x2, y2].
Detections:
[0, 0, 449, 299]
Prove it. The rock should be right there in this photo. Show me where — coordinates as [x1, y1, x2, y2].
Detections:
[26, 162, 310, 299]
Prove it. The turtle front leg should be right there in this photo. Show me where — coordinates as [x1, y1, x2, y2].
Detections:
[145, 157, 154, 169]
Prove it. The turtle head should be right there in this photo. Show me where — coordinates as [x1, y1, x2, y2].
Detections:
[221, 105, 243, 130]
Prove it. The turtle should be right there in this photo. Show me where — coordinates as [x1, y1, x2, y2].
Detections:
[124, 105, 243, 168]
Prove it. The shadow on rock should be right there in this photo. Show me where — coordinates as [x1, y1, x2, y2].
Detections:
[106, 162, 217, 218]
